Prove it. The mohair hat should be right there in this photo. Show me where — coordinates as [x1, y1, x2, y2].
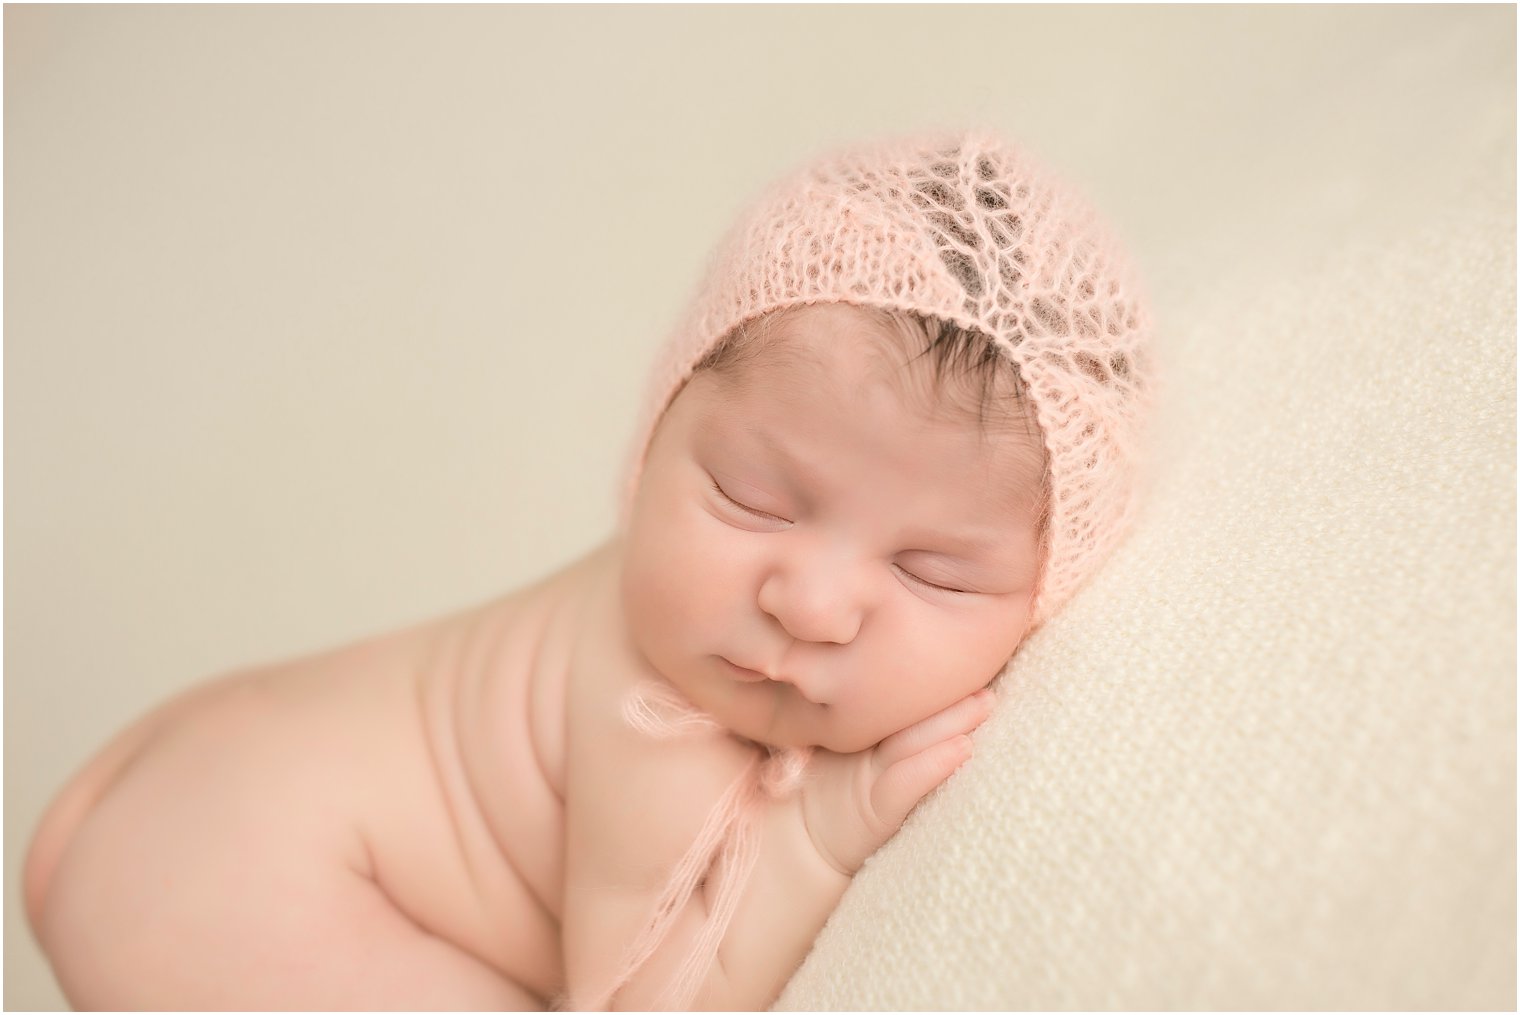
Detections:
[620, 128, 1157, 631]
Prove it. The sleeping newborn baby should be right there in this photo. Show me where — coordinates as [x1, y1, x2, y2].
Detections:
[24, 130, 1154, 1010]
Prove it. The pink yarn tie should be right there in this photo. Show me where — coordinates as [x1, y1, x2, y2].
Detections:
[566, 680, 810, 1011]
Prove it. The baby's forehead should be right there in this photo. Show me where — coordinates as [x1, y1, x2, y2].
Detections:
[717, 305, 1038, 444]
[696, 311, 1047, 507]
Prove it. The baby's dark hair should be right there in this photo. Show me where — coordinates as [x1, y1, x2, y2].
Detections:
[693, 304, 1053, 542]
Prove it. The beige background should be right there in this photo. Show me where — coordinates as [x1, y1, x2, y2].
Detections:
[6, 5, 1514, 1011]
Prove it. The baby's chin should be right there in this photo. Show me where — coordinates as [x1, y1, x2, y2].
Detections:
[679, 681, 823, 751]
[809, 728, 893, 756]
[659, 664, 892, 755]
[720, 702, 883, 756]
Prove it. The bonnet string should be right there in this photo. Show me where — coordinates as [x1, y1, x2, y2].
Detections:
[569, 680, 810, 1010]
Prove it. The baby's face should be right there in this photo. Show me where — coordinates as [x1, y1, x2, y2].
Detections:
[621, 303, 1045, 754]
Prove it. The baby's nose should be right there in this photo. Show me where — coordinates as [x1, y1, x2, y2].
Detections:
[756, 564, 864, 645]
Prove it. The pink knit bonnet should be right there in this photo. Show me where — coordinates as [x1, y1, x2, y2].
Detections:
[619, 128, 1156, 631]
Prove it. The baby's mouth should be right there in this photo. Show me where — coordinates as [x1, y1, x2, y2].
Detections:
[720, 657, 771, 683]
[721, 656, 828, 706]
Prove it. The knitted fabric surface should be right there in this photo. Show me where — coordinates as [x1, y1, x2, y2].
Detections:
[618, 128, 1158, 632]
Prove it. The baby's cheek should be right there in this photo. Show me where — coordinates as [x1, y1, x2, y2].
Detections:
[623, 538, 687, 664]
[623, 506, 724, 665]
[890, 615, 997, 714]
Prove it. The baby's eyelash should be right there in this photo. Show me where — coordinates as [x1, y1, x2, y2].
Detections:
[895, 564, 970, 596]
[711, 480, 786, 522]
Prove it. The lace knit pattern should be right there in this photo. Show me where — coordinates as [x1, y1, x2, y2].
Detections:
[620, 129, 1157, 628]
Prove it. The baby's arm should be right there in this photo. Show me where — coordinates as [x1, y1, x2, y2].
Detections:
[562, 680, 993, 1010]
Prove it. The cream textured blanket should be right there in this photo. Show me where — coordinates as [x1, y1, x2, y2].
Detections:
[778, 18, 1516, 1015]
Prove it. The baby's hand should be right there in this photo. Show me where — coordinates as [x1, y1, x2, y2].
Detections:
[797, 688, 995, 877]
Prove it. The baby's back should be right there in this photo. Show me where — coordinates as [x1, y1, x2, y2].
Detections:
[24, 546, 608, 1008]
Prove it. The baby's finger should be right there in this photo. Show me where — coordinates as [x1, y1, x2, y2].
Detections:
[869, 735, 973, 831]
[875, 689, 994, 770]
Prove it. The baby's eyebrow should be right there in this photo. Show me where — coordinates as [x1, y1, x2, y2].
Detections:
[737, 424, 815, 486]
[918, 530, 997, 558]
[903, 528, 1016, 571]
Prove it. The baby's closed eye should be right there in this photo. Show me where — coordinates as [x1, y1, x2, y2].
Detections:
[710, 478, 787, 523]
[707, 471, 989, 596]
[891, 564, 972, 596]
